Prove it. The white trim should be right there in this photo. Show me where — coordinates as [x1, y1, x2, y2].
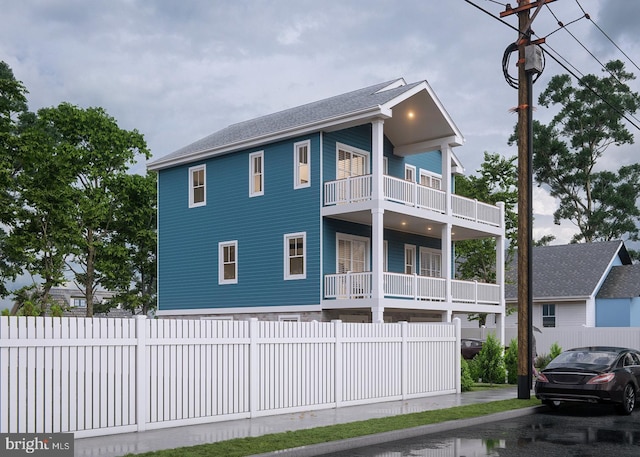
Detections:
[294, 140, 311, 189]
[336, 142, 370, 178]
[284, 232, 307, 280]
[383, 240, 388, 272]
[278, 314, 301, 322]
[404, 164, 416, 182]
[200, 315, 233, 320]
[156, 304, 322, 316]
[249, 151, 264, 197]
[188, 164, 206, 208]
[419, 169, 442, 190]
[419, 246, 442, 277]
[404, 244, 416, 275]
[218, 240, 238, 285]
[336, 233, 370, 273]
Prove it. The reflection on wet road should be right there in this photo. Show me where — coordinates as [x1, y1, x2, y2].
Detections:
[320, 404, 640, 456]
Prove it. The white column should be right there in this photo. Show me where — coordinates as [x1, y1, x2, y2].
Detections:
[371, 119, 385, 323]
[441, 142, 452, 215]
[495, 204, 506, 345]
[442, 223, 452, 304]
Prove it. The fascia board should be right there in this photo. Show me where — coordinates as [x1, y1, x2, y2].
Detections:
[148, 106, 389, 171]
[394, 135, 463, 156]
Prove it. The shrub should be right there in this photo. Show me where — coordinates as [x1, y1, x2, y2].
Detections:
[460, 358, 474, 391]
[504, 339, 518, 384]
[549, 342, 562, 360]
[475, 333, 506, 385]
[467, 356, 481, 382]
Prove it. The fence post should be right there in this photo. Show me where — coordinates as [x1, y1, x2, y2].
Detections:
[249, 318, 259, 417]
[333, 320, 342, 407]
[401, 321, 408, 399]
[454, 317, 461, 393]
[135, 315, 148, 432]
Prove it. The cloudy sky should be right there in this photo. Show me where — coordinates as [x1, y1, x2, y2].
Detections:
[2, 0, 639, 247]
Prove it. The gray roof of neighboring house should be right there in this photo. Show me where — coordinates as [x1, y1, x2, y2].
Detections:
[505, 241, 629, 301]
[596, 263, 640, 299]
[148, 78, 456, 170]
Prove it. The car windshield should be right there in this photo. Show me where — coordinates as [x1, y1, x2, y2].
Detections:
[548, 350, 617, 367]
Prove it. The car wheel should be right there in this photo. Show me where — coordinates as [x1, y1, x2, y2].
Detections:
[616, 384, 636, 415]
[543, 400, 561, 410]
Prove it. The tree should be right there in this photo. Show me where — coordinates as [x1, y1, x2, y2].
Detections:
[98, 172, 157, 315]
[455, 152, 518, 325]
[511, 60, 640, 243]
[35, 103, 150, 316]
[0, 61, 29, 296]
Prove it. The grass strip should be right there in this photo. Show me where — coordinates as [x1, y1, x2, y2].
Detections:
[125, 396, 540, 457]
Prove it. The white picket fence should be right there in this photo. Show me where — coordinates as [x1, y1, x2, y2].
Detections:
[0, 316, 461, 438]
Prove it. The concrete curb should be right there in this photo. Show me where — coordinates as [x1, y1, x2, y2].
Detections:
[251, 406, 544, 457]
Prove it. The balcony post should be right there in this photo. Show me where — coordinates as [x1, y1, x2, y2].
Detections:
[442, 223, 452, 304]
[441, 142, 452, 216]
[371, 119, 385, 323]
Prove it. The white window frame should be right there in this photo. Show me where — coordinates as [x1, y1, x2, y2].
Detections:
[383, 240, 388, 272]
[189, 164, 206, 208]
[383, 157, 388, 175]
[405, 164, 416, 182]
[543, 304, 556, 328]
[419, 169, 442, 190]
[336, 142, 370, 179]
[219, 240, 238, 285]
[336, 233, 370, 273]
[294, 140, 311, 189]
[404, 244, 416, 275]
[249, 151, 264, 197]
[72, 297, 87, 308]
[419, 247, 442, 277]
[284, 232, 306, 280]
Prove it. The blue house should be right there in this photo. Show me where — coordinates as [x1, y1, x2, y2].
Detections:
[148, 78, 506, 327]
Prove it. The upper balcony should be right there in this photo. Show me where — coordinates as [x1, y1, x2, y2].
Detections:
[323, 175, 502, 229]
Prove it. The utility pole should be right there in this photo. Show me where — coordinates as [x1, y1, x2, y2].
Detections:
[501, 0, 550, 400]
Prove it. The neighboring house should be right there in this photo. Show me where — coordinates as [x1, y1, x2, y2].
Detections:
[49, 283, 132, 318]
[505, 240, 640, 329]
[148, 78, 506, 329]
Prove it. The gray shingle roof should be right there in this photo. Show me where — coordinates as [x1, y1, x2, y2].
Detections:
[596, 263, 640, 298]
[148, 79, 424, 170]
[505, 241, 629, 301]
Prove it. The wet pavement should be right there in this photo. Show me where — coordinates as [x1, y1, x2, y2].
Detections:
[75, 387, 527, 457]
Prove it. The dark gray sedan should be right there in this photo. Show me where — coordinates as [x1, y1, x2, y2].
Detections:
[535, 346, 640, 415]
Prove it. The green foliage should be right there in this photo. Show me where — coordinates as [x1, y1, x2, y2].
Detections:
[510, 60, 640, 243]
[460, 358, 474, 392]
[549, 342, 562, 360]
[1, 308, 9, 316]
[504, 339, 518, 384]
[466, 356, 481, 383]
[48, 304, 64, 318]
[475, 333, 506, 385]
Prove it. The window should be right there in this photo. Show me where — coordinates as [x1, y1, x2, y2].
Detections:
[405, 244, 416, 275]
[249, 151, 264, 197]
[285, 232, 306, 280]
[72, 297, 87, 308]
[278, 315, 300, 322]
[337, 234, 369, 274]
[542, 304, 556, 328]
[189, 165, 206, 207]
[337, 143, 369, 179]
[420, 248, 442, 277]
[419, 170, 442, 190]
[294, 141, 311, 189]
[219, 241, 238, 284]
[405, 164, 416, 182]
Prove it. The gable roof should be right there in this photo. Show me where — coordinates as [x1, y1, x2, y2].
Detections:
[148, 78, 464, 171]
[505, 240, 630, 302]
[596, 263, 640, 299]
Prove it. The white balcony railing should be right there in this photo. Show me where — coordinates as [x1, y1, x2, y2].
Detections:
[324, 272, 500, 305]
[324, 175, 500, 227]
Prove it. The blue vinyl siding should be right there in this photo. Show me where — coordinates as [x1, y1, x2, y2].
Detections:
[596, 298, 631, 327]
[157, 134, 321, 311]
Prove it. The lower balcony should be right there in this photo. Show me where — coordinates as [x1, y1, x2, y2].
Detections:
[324, 272, 501, 305]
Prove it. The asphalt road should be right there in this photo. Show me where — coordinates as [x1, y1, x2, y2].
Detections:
[319, 403, 640, 457]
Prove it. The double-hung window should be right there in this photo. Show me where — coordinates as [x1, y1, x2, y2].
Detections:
[420, 170, 442, 190]
[542, 304, 556, 328]
[249, 151, 264, 197]
[285, 232, 306, 280]
[189, 165, 206, 207]
[294, 140, 310, 189]
[219, 241, 238, 284]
